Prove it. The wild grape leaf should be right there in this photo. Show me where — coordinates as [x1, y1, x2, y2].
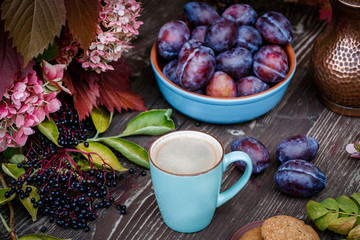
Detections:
[336, 196, 358, 215]
[348, 225, 360, 240]
[98, 58, 146, 114]
[321, 198, 339, 211]
[328, 216, 356, 235]
[0, 20, 33, 98]
[62, 64, 100, 120]
[1, 0, 66, 65]
[314, 212, 339, 232]
[64, 0, 99, 51]
[351, 193, 360, 207]
[306, 200, 329, 220]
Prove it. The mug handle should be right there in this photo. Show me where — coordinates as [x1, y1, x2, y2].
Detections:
[216, 151, 252, 207]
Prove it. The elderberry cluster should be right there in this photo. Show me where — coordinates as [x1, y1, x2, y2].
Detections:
[5, 167, 126, 232]
[53, 103, 95, 148]
[4, 102, 128, 232]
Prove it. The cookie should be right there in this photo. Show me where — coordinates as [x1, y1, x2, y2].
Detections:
[260, 215, 319, 240]
[239, 226, 262, 240]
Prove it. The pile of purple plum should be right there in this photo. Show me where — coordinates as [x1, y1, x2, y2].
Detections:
[157, 2, 292, 97]
[231, 135, 326, 198]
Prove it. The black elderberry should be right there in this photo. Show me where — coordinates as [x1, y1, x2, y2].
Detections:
[84, 142, 89, 147]
[84, 226, 90, 232]
[129, 168, 135, 174]
[40, 226, 47, 232]
[17, 163, 22, 168]
[120, 209, 127, 215]
[141, 170, 146, 176]
[4, 191, 11, 198]
[116, 205, 121, 210]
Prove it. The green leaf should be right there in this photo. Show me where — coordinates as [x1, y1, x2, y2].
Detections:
[19, 234, 71, 240]
[76, 142, 127, 172]
[35, 43, 58, 64]
[91, 106, 113, 135]
[100, 138, 149, 169]
[351, 193, 360, 207]
[120, 109, 175, 137]
[2, 163, 25, 179]
[315, 212, 339, 232]
[20, 185, 39, 221]
[2, 147, 23, 159]
[9, 154, 26, 164]
[37, 118, 60, 146]
[321, 198, 339, 211]
[337, 196, 359, 214]
[0, 188, 16, 205]
[328, 217, 357, 235]
[1, 0, 66, 65]
[348, 225, 360, 240]
[306, 200, 329, 220]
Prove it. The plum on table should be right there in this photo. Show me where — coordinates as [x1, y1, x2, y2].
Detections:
[231, 137, 270, 175]
[275, 159, 326, 197]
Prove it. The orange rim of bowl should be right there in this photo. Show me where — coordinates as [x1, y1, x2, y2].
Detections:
[150, 42, 296, 100]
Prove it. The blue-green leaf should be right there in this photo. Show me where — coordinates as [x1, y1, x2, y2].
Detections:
[2, 163, 25, 179]
[100, 138, 149, 168]
[76, 142, 127, 172]
[91, 106, 113, 135]
[9, 154, 26, 164]
[120, 109, 175, 137]
[19, 234, 71, 240]
[0, 188, 16, 205]
[20, 185, 39, 221]
[37, 118, 60, 146]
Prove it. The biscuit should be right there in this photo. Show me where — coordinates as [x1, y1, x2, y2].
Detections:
[239, 226, 262, 240]
[260, 215, 319, 240]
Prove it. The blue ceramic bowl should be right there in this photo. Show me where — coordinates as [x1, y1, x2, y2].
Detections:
[150, 43, 296, 124]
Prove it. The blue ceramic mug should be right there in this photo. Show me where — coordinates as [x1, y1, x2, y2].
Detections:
[148, 130, 252, 233]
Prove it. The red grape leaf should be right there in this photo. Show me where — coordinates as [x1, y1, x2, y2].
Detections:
[319, 0, 332, 24]
[1, 0, 66, 65]
[64, 0, 100, 51]
[63, 64, 100, 120]
[98, 58, 146, 114]
[0, 20, 34, 98]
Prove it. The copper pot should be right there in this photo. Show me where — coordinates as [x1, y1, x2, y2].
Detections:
[311, 0, 360, 116]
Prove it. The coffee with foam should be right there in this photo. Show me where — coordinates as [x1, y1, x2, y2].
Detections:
[150, 131, 222, 175]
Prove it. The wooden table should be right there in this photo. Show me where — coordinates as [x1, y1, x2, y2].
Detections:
[1, 0, 359, 239]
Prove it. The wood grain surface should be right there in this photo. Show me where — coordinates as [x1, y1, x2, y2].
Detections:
[1, 1, 359, 240]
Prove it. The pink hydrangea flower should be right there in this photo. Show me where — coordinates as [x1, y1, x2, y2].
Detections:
[78, 0, 143, 73]
[0, 62, 64, 152]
